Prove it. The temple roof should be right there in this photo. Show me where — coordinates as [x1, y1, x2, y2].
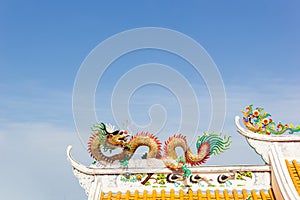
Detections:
[67, 107, 300, 200]
[67, 145, 272, 200]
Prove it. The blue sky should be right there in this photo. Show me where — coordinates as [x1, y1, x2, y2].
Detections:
[1, 1, 300, 200]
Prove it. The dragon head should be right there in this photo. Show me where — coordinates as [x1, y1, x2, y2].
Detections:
[91, 122, 131, 150]
[106, 129, 130, 148]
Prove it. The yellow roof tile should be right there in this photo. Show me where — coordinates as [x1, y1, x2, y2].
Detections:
[100, 188, 275, 200]
[285, 159, 300, 196]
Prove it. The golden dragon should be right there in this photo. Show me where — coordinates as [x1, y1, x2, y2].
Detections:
[88, 122, 231, 170]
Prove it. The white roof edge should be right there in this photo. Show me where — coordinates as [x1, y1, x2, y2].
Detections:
[67, 145, 97, 175]
[67, 145, 270, 175]
[269, 143, 299, 200]
[235, 116, 300, 142]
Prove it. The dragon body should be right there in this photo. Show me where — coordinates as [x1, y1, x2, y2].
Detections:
[242, 105, 300, 135]
[88, 122, 231, 170]
[162, 134, 231, 170]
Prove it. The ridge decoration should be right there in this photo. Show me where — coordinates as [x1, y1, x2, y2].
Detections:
[241, 104, 300, 135]
[88, 122, 231, 170]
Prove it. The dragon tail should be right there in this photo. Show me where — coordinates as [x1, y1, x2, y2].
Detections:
[196, 133, 231, 159]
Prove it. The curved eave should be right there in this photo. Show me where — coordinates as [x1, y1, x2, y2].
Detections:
[67, 145, 99, 175]
[235, 116, 300, 142]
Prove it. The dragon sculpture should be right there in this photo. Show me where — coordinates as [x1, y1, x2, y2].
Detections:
[88, 122, 231, 170]
[242, 104, 300, 135]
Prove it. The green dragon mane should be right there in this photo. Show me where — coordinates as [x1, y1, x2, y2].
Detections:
[196, 133, 231, 155]
[91, 122, 116, 153]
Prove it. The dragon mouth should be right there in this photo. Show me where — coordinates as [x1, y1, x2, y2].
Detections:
[118, 135, 130, 142]
[117, 130, 131, 142]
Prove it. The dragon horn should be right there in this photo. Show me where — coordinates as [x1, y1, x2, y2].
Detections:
[99, 122, 108, 134]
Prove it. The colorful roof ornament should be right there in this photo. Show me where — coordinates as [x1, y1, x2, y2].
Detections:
[241, 104, 300, 135]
